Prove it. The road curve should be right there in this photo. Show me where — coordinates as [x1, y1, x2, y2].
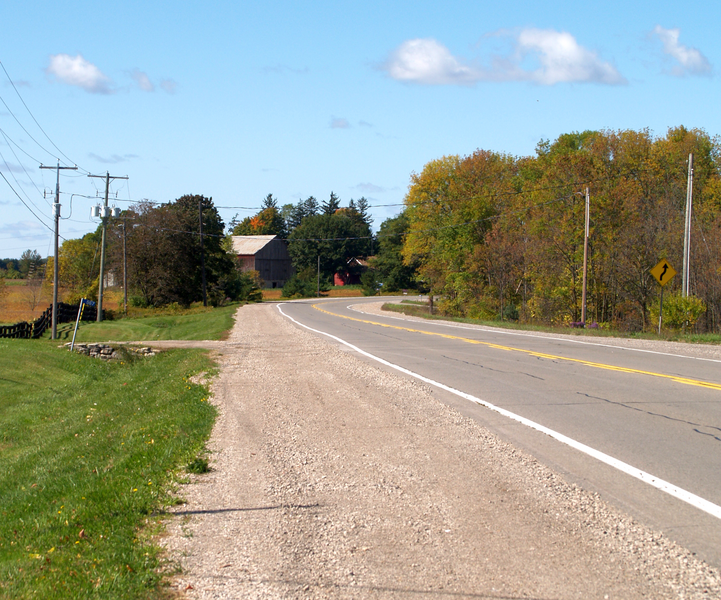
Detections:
[278, 297, 721, 569]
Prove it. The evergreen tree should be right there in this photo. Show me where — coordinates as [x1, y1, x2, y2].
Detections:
[322, 191, 341, 215]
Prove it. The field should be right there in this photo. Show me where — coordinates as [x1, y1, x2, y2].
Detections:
[0, 282, 123, 325]
[261, 285, 364, 301]
[0, 303, 239, 599]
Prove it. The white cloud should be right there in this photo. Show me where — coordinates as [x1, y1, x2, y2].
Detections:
[382, 30, 625, 86]
[131, 69, 154, 92]
[0, 161, 24, 173]
[330, 117, 350, 129]
[46, 54, 112, 94]
[516, 28, 626, 85]
[88, 153, 138, 164]
[653, 26, 711, 76]
[355, 183, 385, 194]
[382, 38, 480, 85]
[160, 79, 178, 94]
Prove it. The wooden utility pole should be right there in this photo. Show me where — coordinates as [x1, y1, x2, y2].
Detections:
[581, 187, 590, 324]
[122, 220, 128, 314]
[199, 199, 207, 306]
[88, 172, 128, 321]
[682, 153, 693, 297]
[39, 162, 77, 339]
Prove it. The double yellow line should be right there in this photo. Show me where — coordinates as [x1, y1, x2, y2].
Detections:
[313, 303, 721, 392]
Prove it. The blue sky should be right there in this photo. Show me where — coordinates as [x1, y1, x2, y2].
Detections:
[1, 0, 718, 259]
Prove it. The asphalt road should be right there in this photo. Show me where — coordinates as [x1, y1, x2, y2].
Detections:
[278, 296, 721, 569]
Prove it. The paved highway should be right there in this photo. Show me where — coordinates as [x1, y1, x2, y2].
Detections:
[279, 296, 721, 569]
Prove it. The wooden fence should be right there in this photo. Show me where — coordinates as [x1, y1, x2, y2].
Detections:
[0, 302, 97, 339]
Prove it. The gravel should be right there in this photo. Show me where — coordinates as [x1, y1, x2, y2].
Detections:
[160, 302, 721, 599]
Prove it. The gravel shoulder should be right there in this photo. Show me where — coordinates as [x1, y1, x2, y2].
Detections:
[161, 302, 721, 599]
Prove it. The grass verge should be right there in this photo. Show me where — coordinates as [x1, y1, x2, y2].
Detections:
[382, 302, 721, 344]
[52, 303, 240, 343]
[0, 340, 217, 599]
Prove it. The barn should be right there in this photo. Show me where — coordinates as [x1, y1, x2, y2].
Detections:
[230, 235, 294, 289]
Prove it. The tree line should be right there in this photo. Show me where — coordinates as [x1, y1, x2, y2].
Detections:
[0, 250, 45, 279]
[43, 195, 259, 310]
[18, 125, 721, 333]
[229, 192, 376, 295]
[400, 126, 721, 332]
[42, 191, 378, 310]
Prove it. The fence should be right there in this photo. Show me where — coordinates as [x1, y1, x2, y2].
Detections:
[0, 302, 98, 339]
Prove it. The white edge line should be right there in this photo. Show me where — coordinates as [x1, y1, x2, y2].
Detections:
[346, 302, 721, 364]
[278, 303, 721, 521]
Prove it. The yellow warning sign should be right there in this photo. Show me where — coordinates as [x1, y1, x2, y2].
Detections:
[651, 259, 676, 287]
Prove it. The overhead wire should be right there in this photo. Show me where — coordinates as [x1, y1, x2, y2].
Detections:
[0, 130, 49, 206]
[0, 60, 87, 173]
[0, 170, 54, 233]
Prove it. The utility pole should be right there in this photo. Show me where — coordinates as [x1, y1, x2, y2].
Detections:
[581, 186, 590, 324]
[40, 162, 77, 340]
[88, 172, 128, 321]
[122, 221, 128, 315]
[682, 153, 693, 297]
[199, 198, 207, 306]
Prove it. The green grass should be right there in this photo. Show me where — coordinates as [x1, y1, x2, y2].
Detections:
[382, 302, 721, 344]
[52, 303, 240, 343]
[0, 340, 217, 599]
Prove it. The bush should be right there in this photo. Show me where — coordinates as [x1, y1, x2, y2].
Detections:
[282, 267, 331, 299]
[651, 292, 706, 331]
[361, 269, 380, 296]
[129, 294, 150, 308]
[282, 274, 318, 298]
[503, 303, 519, 321]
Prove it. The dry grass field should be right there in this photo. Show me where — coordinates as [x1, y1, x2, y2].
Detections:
[1, 281, 365, 324]
[0, 280, 123, 325]
[261, 287, 364, 301]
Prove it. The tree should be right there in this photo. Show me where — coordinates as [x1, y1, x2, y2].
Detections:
[370, 212, 417, 291]
[322, 191, 341, 215]
[45, 231, 101, 303]
[399, 127, 721, 331]
[261, 193, 278, 209]
[110, 195, 237, 307]
[355, 197, 372, 225]
[232, 207, 287, 238]
[19, 249, 43, 279]
[287, 212, 372, 282]
[232, 195, 287, 238]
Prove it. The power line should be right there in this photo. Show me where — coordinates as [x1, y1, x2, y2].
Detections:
[0, 126, 45, 165]
[0, 131, 49, 206]
[0, 60, 87, 173]
[0, 169, 53, 232]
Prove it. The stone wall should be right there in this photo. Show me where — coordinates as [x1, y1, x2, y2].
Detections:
[66, 343, 155, 359]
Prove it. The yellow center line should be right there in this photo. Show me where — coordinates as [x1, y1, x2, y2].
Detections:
[312, 303, 721, 392]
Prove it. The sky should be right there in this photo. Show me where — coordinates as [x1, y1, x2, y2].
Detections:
[1, 0, 719, 259]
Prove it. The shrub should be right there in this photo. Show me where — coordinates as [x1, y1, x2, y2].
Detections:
[651, 292, 706, 331]
[361, 269, 380, 296]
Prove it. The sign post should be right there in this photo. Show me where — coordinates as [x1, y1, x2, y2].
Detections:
[70, 299, 96, 352]
[650, 259, 677, 334]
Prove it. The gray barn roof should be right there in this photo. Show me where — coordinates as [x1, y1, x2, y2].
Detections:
[230, 235, 278, 255]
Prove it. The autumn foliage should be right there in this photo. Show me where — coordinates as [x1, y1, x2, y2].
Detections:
[402, 127, 721, 332]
